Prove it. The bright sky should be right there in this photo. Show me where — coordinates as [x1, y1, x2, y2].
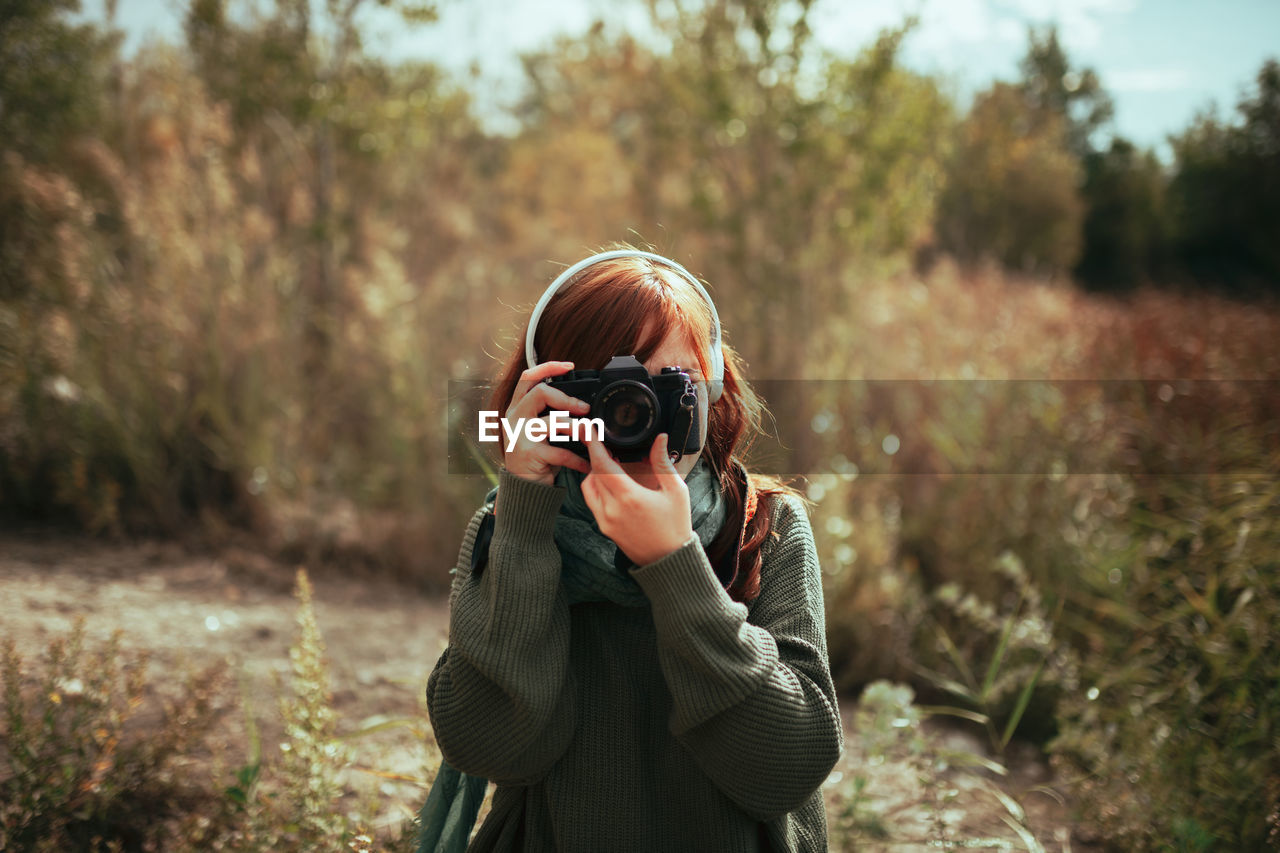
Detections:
[101, 0, 1280, 158]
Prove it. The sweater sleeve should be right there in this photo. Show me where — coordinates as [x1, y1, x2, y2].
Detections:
[627, 494, 843, 821]
[425, 469, 577, 786]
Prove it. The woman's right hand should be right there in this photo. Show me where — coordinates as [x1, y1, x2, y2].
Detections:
[502, 361, 593, 487]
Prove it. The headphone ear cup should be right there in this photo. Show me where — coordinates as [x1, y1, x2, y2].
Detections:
[706, 348, 724, 404]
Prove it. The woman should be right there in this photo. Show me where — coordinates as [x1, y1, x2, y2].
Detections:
[423, 248, 842, 852]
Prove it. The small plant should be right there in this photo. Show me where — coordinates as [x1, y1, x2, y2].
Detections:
[913, 551, 1068, 756]
[0, 620, 227, 851]
[208, 568, 364, 851]
[277, 568, 353, 844]
[829, 680, 1048, 851]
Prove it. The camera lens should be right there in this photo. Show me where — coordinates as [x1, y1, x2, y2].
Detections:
[596, 381, 658, 446]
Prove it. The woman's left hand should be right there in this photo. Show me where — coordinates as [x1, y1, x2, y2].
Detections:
[581, 433, 696, 566]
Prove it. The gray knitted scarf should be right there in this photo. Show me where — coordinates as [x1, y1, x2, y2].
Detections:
[418, 458, 726, 853]
[553, 457, 726, 606]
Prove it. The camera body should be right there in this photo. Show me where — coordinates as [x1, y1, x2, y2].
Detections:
[545, 355, 702, 463]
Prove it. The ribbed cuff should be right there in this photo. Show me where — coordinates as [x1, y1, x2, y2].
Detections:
[628, 537, 740, 632]
[628, 537, 776, 734]
[484, 469, 568, 626]
[493, 468, 565, 542]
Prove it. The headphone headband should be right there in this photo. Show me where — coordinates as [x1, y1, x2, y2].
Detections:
[525, 249, 724, 403]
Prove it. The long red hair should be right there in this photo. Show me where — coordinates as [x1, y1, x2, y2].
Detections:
[490, 247, 795, 604]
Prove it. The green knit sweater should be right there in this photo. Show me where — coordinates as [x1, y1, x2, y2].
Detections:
[425, 469, 843, 852]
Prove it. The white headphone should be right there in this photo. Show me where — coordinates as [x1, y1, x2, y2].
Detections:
[524, 249, 725, 403]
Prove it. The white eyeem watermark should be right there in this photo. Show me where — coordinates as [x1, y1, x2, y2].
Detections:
[477, 410, 604, 453]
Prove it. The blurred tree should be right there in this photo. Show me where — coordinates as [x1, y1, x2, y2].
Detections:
[1075, 138, 1171, 292]
[184, 0, 313, 128]
[1018, 25, 1113, 159]
[513, 4, 952, 377]
[512, 0, 825, 332]
[186, 0, 358, 387]
[0, 0, 116, 163]
[181, 0, 443, 469]
[1, 2, 119, 522]
[813, 23, 953, 264]
[1168, 58, 1280, 295]
[937, 82, 1083, 275]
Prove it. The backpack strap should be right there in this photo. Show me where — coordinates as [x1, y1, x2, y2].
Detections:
[469, 510, 496, 578]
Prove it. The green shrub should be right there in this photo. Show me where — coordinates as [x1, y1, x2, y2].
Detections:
[0, 621, 227, 851]
[1050, 471, 1280, 849]
[0, 571, 449, 851]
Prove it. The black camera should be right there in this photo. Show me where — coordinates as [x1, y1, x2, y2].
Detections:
[545, 355, 702, 463]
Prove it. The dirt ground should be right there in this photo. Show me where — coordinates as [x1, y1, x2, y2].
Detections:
[0, 532, 1095, 851]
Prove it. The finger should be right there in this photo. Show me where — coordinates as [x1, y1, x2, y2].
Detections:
[510, 382, 591, 421]
[511, 361, 575, 408]
[580, 474, 603, 513]
[582, 473, 619, 523]
[649, 433, 684, 491]
[537, 445, 590, 474]
[585, 432, 627, 478]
